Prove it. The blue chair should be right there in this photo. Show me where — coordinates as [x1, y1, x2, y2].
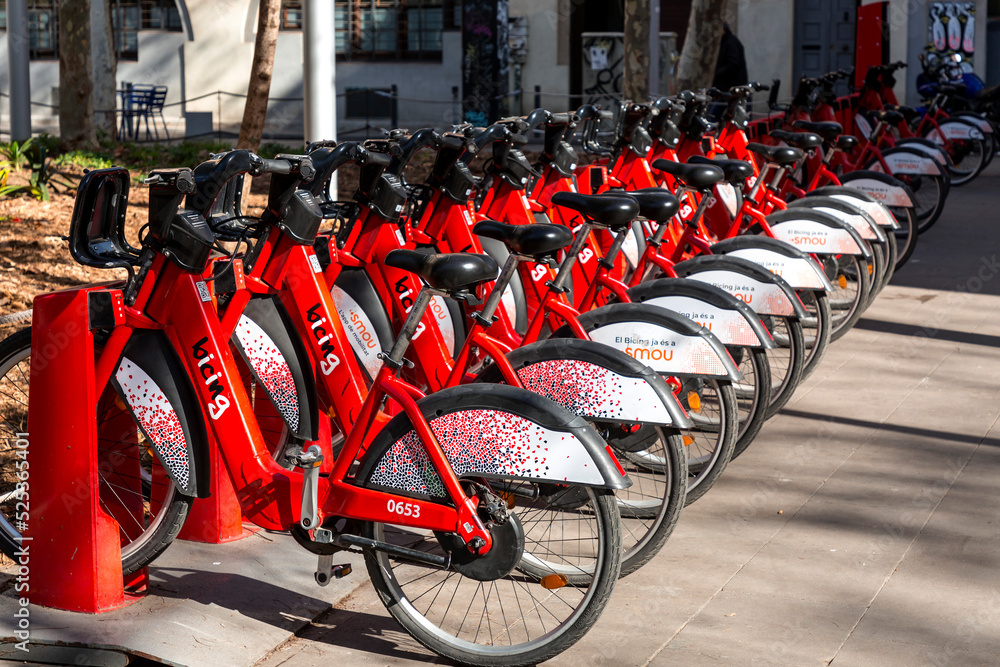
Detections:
[118, 84, 170, 142]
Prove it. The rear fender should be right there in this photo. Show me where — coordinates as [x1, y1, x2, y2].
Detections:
[711, 236, 835, 291]
[358, 384, 632, 493]
[233, 296, 319, 441]
[805, 186, 901, 229]
[554, 302, 743, 381]
[895, 138, 952, 166]
[948, 111, 995, 134]
[671, 255, 809, 318]
[787, 196, 887, 243]
[627, 277, 776, 348]
[112, 330, 210, 498]
[925, 119, 986, 143]
[877, 147, 943, 176]
[838, 171, 916, 209]
[764, 208, 872, 258]
[476, 337, 693, 427]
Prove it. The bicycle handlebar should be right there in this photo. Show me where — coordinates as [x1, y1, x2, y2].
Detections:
[258, 158, 293, 176]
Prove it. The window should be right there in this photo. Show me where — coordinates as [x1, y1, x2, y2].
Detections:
[281, 0, 449, 61]
[6, 0, 182, 61]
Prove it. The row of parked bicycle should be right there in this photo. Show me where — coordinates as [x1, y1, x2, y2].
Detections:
[0, 60, 993, 666]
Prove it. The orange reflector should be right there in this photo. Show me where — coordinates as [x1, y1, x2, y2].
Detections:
[499, 492, 516, 510]
[687, 391, 702, 412]
[867, 263, 874, 275]
[682, 435, 695, 447]
[114, 396, 127, 411]
[540, 573, 569, 590]
[838, 275, 848, 289]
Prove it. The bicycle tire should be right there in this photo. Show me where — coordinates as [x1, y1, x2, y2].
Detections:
[890, 206, 919, 271]
[759, 314, 805, 418]
[356, 396, 621, 666]
[0, 327, 191, 573]
[798, 291, 832, 381]
[826, 253, 872, 341]
[728, 346, 772, 459]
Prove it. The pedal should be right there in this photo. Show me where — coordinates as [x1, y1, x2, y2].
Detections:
[314, 553, 353, 586]
[295, 444, 324, 531]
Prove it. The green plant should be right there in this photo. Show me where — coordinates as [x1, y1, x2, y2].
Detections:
[0, 138, 35, 171]
[0, 147, 74, 201]
[56, 151, 116, 171]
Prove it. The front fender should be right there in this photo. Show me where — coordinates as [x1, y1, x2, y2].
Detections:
[476, 337, 693, 428]
[358, 383, 632, 493]
[671, 255, 809, 318]
[112, 330, 210, 498]
[787, 196, 887, 243]
[627, 277, 776, 348]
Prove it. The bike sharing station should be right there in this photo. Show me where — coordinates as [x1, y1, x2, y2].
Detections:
[2, 0, 998, 664]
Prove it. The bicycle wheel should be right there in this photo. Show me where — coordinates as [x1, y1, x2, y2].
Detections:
[589, 425, 685, 576]
[759, 314, 805, 418]
[903, 173, 948, 233]
[668, 377, 738, 505]
[356, 400, 621, 666]
[923, 126, 987, 186]
[823, 254, 871, 341]
[797, 291, 832, 381]
[889, 206, 919, 271]
[0, 328, 190, 573]
[727, 346, 772, 459]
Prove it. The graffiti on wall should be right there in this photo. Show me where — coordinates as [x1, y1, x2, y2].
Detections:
[928, 2, 975, 66]
[462, 0, 510, 125]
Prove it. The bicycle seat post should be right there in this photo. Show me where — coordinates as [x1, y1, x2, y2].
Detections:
[475, 254, 520, 326]
[550, 220, 594, 292]
[382, 287, 436, 370]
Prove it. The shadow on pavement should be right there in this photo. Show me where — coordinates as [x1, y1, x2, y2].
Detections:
[855, 318, 1000, 348]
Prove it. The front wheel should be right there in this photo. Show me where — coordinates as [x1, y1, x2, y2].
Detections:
[889, 206, 919, 271]
[0, 327, 191, 573]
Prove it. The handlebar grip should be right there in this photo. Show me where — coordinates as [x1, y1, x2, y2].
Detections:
[259, 158, 293, 175]
[440, 134, 467, 151]
[599, 109, 613, 120]
[548, 112, 577, 125]
[524, 108, 550, 132]
[510, 132, 529, 145]
[364, 150, 393, 167]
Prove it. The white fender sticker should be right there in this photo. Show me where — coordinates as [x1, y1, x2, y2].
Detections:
[683, 269, 797, 316]
[115, 358, 191, 489]
[234, 315, 300, 432]
[957, 116, 993, 133]
[622, 227, 640, 269]
[517, 359, 674, 424]
[641, 295, 762, 347]
[716, 182, 739, 217]
[724, 247, 831, 291]
[927, 123, 985, 143]
[588, 321, 731, 376]
[855, 114, 873, 140]
[428, 295, 456, 357]
[370, 410, 607, 495]
[769, 220, 864, 255]
[879, 152, 941, 176]
[898, 142, 950, 166]
[808, 206, 879, 240]
[830, 194, 900, 229]
[331, 286, 384, 378]
[840, 179, 914, 208]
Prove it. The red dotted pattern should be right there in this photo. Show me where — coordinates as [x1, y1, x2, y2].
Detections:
[235, 315, 300, 432]
[115, 359, 189, 487]
[368, 409, 603, 495]
[516, 359, 671, 424]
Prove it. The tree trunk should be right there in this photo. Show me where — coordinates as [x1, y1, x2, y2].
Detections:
[674, 0, 730, 92]
[59, 0, 97, 150]
[623, 0, 651, 102]
[237, 0, 281, 151]
[92, 0, 118, 139]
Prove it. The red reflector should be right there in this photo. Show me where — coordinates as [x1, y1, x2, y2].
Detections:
[605, 445, 627, 477]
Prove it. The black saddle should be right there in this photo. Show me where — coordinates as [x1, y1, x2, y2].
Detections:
[550, 192, 639, 228]
[791, 120, 843, 140]
[384, 249, 498, 292]
[651, 159, 726, 190]
[624, 188, 680, 222]
[889, 105, 919, 122]
[836, 135, 859, 151]
[746, 142, 804, 166]
[473, 220, 572, 258]
[874, 110, 904, 125]
[770, 129, 823, 150]
[687, 156, 754, 184]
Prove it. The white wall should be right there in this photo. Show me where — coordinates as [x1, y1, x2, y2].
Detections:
[734, 0, 794, 100]
[509, 0, 571, 114]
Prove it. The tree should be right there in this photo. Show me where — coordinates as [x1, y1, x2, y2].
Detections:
[58, 0, 97, 150]
[675, 0, 730, 92]
[623, 0, 651, 102]
[93, 0, 118, 139]
[237, 0, 281, 151]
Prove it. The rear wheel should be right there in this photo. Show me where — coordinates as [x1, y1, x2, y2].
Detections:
[797, 291, 832, 381]
[823, 254, 871, 341]
[889, 207, 919, 271]
[0, 327, 190, 573]
[728, 346, 772, 459]
[759, 315, 805, 418]
[668, 377, 738, 505]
